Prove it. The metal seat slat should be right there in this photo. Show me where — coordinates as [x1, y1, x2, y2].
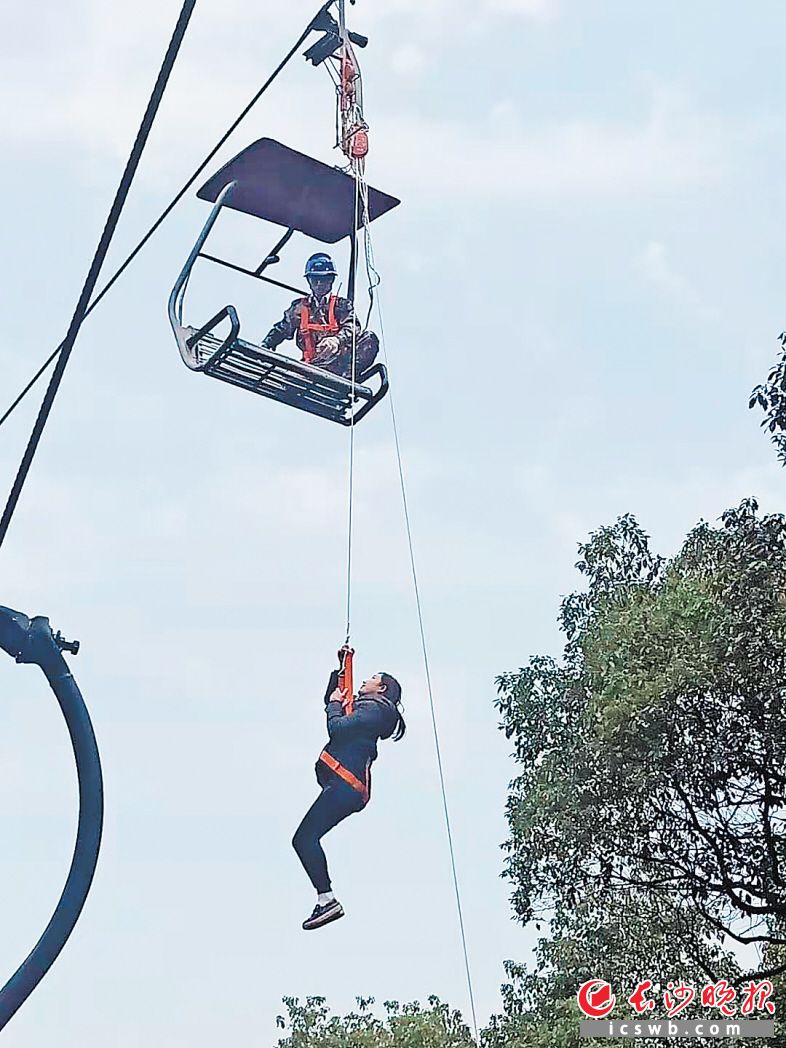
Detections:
[177, 327, 382, 425]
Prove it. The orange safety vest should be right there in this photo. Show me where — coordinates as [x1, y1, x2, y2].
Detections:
[299, 295, 340, 364]
[319, 750, 370, 804]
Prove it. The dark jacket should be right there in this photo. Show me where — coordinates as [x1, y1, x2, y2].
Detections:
[316, 669, 399, 793]
[262, 295, 359, 357]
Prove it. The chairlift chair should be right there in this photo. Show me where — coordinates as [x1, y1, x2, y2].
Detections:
[168, 138, 400, 425]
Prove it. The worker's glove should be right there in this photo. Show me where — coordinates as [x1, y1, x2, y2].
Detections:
[312, 336, 341, 363]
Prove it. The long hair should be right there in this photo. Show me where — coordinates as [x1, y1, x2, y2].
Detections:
[380, 672, 406, 741]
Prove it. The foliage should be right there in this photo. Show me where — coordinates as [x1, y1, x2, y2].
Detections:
[749, 332, 786, 465]
[274, 995, 475, 1048]
[488, 500, 786, 1045]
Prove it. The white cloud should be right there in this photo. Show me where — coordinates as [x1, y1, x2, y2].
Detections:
[489, 99, 521, 135]
[634, 239, 720, 321]
[0, 0, 555, 162]
[0, 0, 331, 179]
[389, 44, 428, 79]
[362, 0, 555, 20]
[636, 241, 694, 299]
[0, 0, 732, 207]
[374, 88, 730, 200]
[485, 0, 555, 16]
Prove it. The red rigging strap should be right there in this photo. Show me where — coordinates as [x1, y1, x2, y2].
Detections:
[348, 127, 369, 159]
[340, 50, 357, 114]
[338, 646, 354, 714]
[299, 295, 339, 363]
[339, 42, 369, 160]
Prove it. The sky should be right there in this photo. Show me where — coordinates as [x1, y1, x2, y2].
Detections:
[0, 0, 785, 1044]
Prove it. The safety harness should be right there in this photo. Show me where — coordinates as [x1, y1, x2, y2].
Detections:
[317, 686, 398, 805]
[318, 647, 368, 803]
[318, 750, 370, 804]
[299, 295, 340, 364]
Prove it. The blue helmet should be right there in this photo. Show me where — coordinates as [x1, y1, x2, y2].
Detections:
[304, 253, 338, 278]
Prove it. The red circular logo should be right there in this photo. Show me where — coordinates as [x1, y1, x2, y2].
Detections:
[577, 980, 616, 1019]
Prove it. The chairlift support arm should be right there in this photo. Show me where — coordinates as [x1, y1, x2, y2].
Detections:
[0, 608, 102, 1032]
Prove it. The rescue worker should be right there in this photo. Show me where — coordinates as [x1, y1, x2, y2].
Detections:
[292, 650, 405, 930]
[260, 253, 379, 380]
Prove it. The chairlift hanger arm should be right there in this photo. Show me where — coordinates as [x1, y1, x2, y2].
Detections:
[168, 182, 236, 331]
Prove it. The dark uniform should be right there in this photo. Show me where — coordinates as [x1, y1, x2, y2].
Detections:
[261, 294, 379, 380]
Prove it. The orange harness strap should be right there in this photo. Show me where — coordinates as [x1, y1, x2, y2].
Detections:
[299, 296, 339, 364]
[338, 647, 354, 716]
[319, 751, 369, 804]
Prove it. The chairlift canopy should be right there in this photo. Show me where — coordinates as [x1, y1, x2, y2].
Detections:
[197, 138, 400, 244]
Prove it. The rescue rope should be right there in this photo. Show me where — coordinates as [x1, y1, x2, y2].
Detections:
[333, 28, 479, 1027]
[0, 0, 199, 553]
[360, 176, 380, 330]
[341, 0, 361, 647]
[363, 230, 481, 1045]
[0, 1, 337, 434]
[344, 275, 357, 643]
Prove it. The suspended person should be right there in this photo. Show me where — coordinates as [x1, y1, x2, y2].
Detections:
[293, 649, 405, 930]
[260, 253, 380, 380]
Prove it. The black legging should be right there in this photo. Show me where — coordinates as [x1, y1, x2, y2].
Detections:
[292, 781, 366, 894]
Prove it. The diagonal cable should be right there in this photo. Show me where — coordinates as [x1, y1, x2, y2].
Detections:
[0, 1, 335, 434]
[365, 242, 480, 1042]
[0, 0, 200, 551]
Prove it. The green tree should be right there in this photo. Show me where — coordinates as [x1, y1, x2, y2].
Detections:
[750, 332, 786, 465]
[275, 996, 475, 1048]
[488, 500, 786, 1046]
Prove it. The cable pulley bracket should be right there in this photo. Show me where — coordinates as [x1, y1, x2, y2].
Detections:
[0, 607, 80, 665]
[304, 10, 368, 66]
[53, 630, 80, 656]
